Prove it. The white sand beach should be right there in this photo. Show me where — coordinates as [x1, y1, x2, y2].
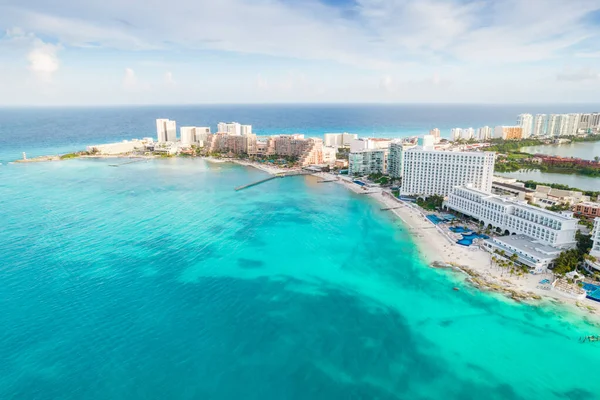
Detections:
[313, 172, 600, 318]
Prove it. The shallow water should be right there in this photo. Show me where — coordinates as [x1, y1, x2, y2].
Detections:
[1, 157, 600, 400]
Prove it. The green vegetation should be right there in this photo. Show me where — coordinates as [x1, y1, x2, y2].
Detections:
[486, 138, 545, 153]
[416, 195, 444, 211]
[577, 217, 594, 230]
[546, 203, 571, 212]
[60, 152, 81, 160]
[367, 172, 390, 185]
[552, 231, 594, 276]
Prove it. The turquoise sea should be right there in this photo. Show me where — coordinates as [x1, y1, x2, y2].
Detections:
[2, 106, 600, 399]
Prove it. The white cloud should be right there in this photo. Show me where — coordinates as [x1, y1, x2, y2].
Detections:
[557, 67, 599, 82]
[27, 39, 59, 82]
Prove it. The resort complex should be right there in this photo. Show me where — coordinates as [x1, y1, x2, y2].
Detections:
[75, 113, 600, 305]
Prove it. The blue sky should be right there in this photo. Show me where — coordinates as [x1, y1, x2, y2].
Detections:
[1, 0, 600, 105]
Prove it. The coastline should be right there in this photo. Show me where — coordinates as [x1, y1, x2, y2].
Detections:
[311, 172, 600, 321]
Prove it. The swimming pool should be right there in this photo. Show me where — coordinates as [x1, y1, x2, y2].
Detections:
[353, 180, 366, 186]
[583, 283, 600, 302]
[427, 215, 443, 224]
[456, 233, 489, 246]
[450, 226, 472, 234]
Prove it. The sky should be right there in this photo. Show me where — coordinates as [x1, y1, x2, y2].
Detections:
[1, 0, 600, 105]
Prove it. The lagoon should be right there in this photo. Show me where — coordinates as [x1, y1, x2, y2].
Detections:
[496, 169, 600, 191]
[521, 141, 600, 161]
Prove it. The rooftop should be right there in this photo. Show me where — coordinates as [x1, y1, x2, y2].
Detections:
[488, 234, 564, 261]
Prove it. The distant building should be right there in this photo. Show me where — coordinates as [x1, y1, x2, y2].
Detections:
[388, 140, 417, 179]
[322, 146, 338, 166]
[324, 133, 358, 148]
[429, 128, 441, 142]
[586, 218, 600, 272]
[517, 114, 533, 138]
[564, 114, 580, 136]
[217, 122, 242, 135]
[451, 128, 462, 141]
[401, 149, 495, 197]
[156, 119, 177, 143]
[349, 138, 391, 152]
[533, 114, 547, 136]
[180, 126, 211, 146]
[477, 126, 493, 141]
[348, 149, 388, 176]
[573, 202, 600, 219]
[547, 114, 561, 137]
[590, 113, 600, 130]
[461, 128, 475, 140]
[240, 125, 252, 135]
[494, 126, 523, 140]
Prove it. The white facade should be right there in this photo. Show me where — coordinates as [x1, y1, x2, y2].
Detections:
[446, 185, 578, 247]
[451, 128, 462, 141]
[477, 126, 492, 141]
[517, 114, 533, 138]
[533, 114, 547, 136]
[388, 141, 417, 179]
[556, 115, 568, 136]
[401, 149, 495, 197]
[156, 119, 177, 143]
[322, 146, 337, 166]
[429, 128, 441, 142]
[240, 125, 252, 135]
[587, 218, 600, 271]
[180, 126, 211, 146]
[565, 114, 580, 136]
[547, 114, 560, 137]
[482, 235, 563, 273]
[349, 138, 391, 153]
[217, 122, 242, 135]
[461, 128, 475, 140]
[324, 133, 358, 147]
[348, 149, 388, 176]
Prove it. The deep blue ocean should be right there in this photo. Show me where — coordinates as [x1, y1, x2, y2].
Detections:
[1, 105, 600, 400]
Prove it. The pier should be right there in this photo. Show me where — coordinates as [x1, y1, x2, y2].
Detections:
[235, 170, 311, 191]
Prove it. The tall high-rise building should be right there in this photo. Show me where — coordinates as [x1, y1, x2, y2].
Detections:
[240, 125, 252, 135]
[451, 128, 462, 141]
[429, 128, 441, 142]
[156, 119, 177, 143]
[533, 114, 547, 136]
[556, 114, 569, 136]
[324, 133, 358, 147]
[461, 128, 475, 140]
[217, 122, 242, 135]
[477, 126, 493, 141]
[587, 218, 600, 272]
[494, 126, 523, 140]
[590, 113, 600, 130]
[401, 149, 495, 196]
[547, 114, 560, 136]
[180, 126, 211, 146]
[579, 114, 591, 133]
[388, 140, 417, 179]
[348, 149, 388, 175]
[517, 114, 533, 138]
[565, 113, 580, 136]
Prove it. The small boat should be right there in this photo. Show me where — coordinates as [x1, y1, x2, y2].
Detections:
[453, 287, 460, 291]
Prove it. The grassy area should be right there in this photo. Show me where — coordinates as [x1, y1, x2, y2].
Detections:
[60, 153, 81, 160]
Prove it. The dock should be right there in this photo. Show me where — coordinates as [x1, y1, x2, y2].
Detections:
[235, 170, 311, 191]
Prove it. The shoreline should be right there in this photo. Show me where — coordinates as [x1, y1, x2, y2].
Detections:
[311, 172, 600, 322]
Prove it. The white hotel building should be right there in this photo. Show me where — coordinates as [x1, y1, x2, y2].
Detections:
[156, 119, 177, 143]
[586, 218, 600, 272]
[401, 148, 495, 197]
[445, 185, 579, 272]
